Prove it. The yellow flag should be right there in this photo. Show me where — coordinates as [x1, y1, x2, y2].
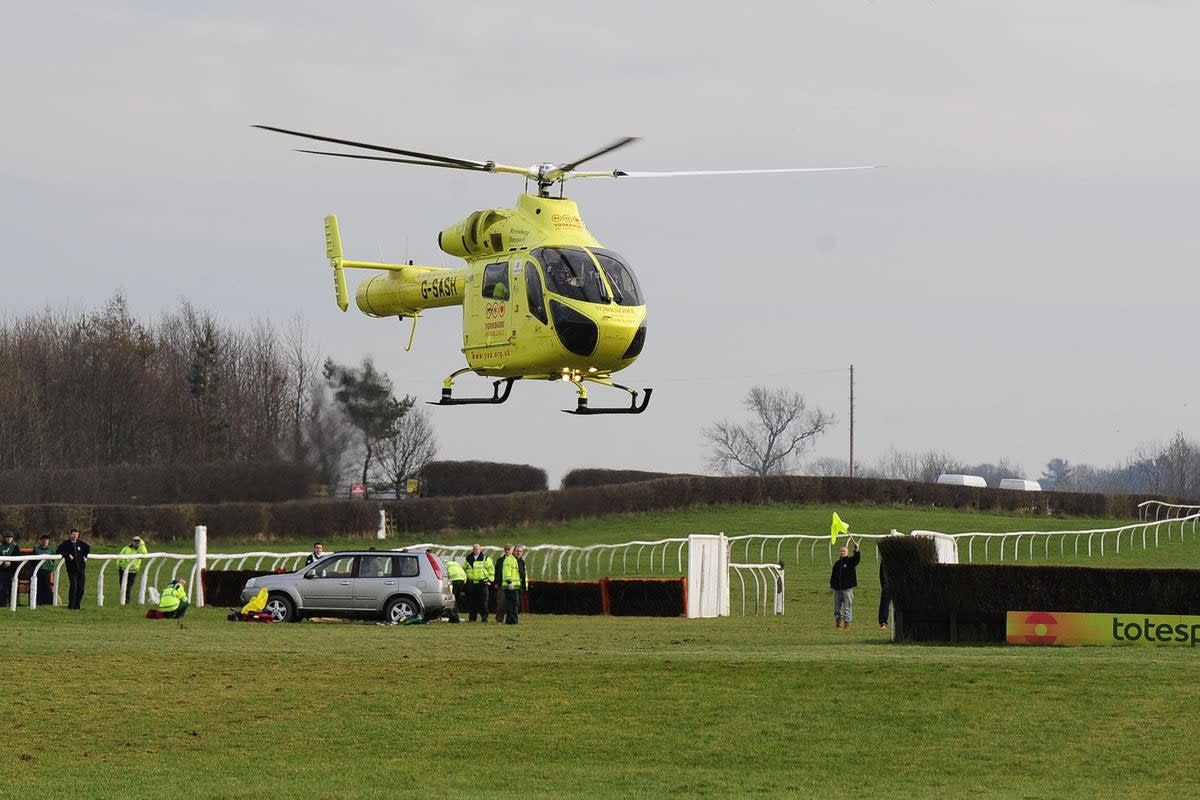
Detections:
[831, 512, 850, 544]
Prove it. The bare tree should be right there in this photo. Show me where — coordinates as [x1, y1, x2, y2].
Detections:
[1158, 431, 1198, 499]
[917, 451, 965, 483]
[875, 447, 923, 481]
[704, 386, 835, 477]
[962, 458, 1024, 487]
[375, 406, 438, 493]
[806, 456, 856, 477]
[283, 316, 319, 463]
[1126, 443, 1166, 495]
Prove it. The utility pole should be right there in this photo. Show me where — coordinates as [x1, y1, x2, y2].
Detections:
[849, 364, 855, 478]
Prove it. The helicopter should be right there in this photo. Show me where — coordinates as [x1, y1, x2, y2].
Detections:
[255, 125, 880, 414]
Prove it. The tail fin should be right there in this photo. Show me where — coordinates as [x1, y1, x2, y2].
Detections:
[325, 214, 350, 311]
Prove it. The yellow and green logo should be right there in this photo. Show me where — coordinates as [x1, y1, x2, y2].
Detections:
[1007, 611, 1200, 647]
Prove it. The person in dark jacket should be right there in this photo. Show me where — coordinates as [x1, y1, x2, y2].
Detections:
[464, 543, 494, 623]
[495, 544, 527, 625]
[878, 559, 891, 630]
[829, 538, 861, 629]
[56, 528, 91, 610]
[33, 534, 56, 607]
[0, 531, 19, 606]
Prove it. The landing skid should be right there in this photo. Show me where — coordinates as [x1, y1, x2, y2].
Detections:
[563, 381, 652, 415]
[432, 372, 516, 406]
[430, 369, 652, 415]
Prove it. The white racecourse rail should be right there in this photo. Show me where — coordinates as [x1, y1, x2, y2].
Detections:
[923, 510, 1200, 563]
[3, 549, 311, 612]
[9, 512, 1195, 612]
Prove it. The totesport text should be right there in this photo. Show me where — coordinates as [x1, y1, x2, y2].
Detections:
[1006, 611, 1200, 647]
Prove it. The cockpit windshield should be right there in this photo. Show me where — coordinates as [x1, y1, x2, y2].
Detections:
[534, 247, 645, 306]
[592, 249, 644, 307]
[537, 247, 609, 304]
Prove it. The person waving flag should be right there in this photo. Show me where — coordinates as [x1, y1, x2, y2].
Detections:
[831, 512, 850, 545]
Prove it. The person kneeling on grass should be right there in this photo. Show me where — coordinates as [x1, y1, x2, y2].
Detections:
[157, 578, 189, 619]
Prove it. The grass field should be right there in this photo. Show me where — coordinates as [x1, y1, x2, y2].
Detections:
[2, 504, 1198, 799]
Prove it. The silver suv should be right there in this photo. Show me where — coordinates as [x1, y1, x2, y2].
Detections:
[240, 549, 455, 623]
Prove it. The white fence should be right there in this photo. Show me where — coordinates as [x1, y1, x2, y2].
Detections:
[423, 538, 786, 616]
[419, 539, 690, 582]
[5, 552, 203, 611]
[3, 533, 852, 617]
[727, 533, 888, 567]
[4, 549, 310, 612]
[1138, 500, 1200, 523]
[924, 512, 1200, 563]
[13, 512, 1191, 614]
[729, 562, 785, 616]
[424, 534, 884, 581]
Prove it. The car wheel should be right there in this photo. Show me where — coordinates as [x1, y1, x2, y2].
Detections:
[384, 596, 419, 624]
[266, 593, 297, 623]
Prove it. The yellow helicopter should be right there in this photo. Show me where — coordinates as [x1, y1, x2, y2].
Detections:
[255, 125, 880, 414]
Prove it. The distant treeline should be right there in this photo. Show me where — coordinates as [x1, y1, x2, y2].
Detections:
[0, 461, 314, 505]
[0, 475, 1150, 542]
[0, 295, 313, 472]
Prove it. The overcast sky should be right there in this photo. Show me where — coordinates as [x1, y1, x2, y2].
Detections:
[4, 2, 1198, 486]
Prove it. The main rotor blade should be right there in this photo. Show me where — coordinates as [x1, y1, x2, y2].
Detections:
[554, 136, 641, 174]
[253, 124, 487, 169]
[611, 165, 885, 178]
[296, 149, 493, 172]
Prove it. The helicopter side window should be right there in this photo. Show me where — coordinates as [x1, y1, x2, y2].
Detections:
[524, 262, 548, 324]
[537, 247, 609, 304]
[482, 262, 510, 301]
[592, 250, 644, 307]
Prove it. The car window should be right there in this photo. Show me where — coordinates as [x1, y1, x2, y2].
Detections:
[397, 555, 419, 578]
[359, 555, 395, 578]
[311, 555, 356, 579]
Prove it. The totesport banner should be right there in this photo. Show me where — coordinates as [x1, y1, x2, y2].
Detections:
[1006, 611, 1200, 647]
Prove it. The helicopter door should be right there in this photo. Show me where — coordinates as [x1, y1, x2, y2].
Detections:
[480, 261, 512, 347]
[517, 259, 551, 345]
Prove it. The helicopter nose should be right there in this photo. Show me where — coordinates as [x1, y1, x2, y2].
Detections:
[592, 315, 646, 365]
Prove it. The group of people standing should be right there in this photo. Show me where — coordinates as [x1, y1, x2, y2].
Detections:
[0, 528, 92, 609]
[0, 529, 187, 616]
[449, 542, 527, 625]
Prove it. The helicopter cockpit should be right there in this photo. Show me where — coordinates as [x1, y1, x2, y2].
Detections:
[534, 247, 644, 306]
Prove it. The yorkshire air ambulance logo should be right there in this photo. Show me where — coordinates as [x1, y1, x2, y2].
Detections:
[1012, 611, 1058, 645]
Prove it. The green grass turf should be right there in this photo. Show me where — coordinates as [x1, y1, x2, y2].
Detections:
[3, 504, 1198, 798]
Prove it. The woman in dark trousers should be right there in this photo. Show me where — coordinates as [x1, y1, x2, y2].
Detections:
[56, 529, 90, 610]
[878, 560, 891, 630]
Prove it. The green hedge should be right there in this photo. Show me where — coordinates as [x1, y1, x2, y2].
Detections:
[0, 461, 314, 505]
[527, 581, 604, 615]
[0, 476, 1153, 542]
[418, 460, 548, 497]
[560, 468, 685, 489]
[605, 578, 686, 617]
